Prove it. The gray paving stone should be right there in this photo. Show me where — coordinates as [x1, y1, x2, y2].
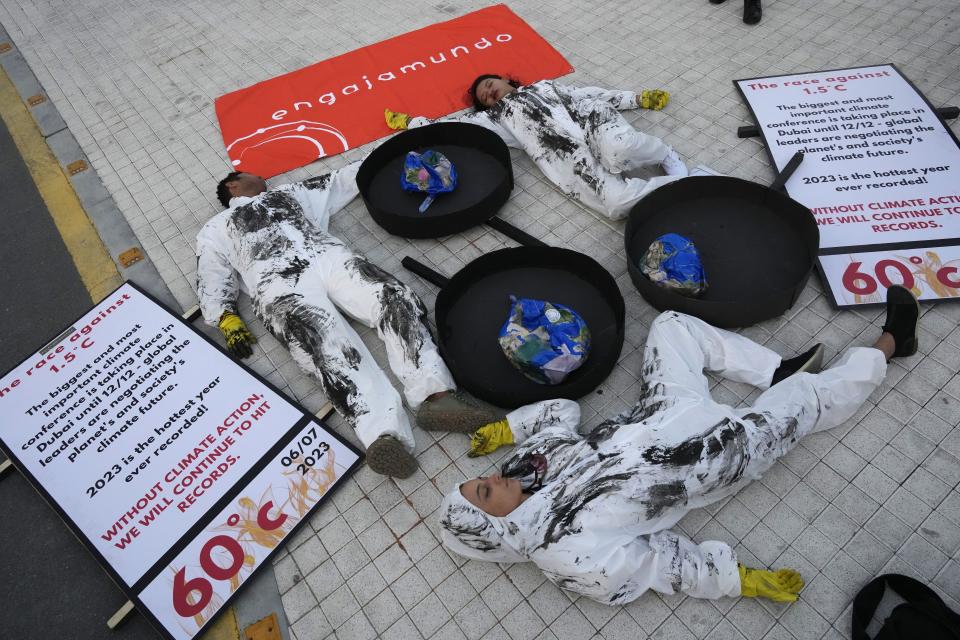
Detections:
[373, 543, 414, 585]
[319, 584, 360, 629]
[791, 527, 840, 571]
[898, 533, 950, 580]
[501, 601, 545, 640]
[551, 605, 597, 640]
[292, 533, 329, 578]
[727, 598, 774, 640]
[335, 611, 377, 640]
[643, 612, 692, 640]
[347, 561, 387, 606]
[843, 530, 894, 575]
[676, 597, 723, 639]
[291, 608, 333, 640]
[380, 615, 423, 640]
[481, 573, 525, 620]
[821, 551, 871, 600]
[283, 580, 320, 624]
[799, 575, 846, 626]
[364, 588, 406, 634]
[779, 600, 830, 640]
[453, 596, 497, 640]
[934, 561, 960, 602]
[305, 558, 345, 604]
[438, 570, 479, 617]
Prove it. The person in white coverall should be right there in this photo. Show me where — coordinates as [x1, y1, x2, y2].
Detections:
[439, 286, 920, 605]
[196, 165, 495, 478]
[388, 75, 700, 220]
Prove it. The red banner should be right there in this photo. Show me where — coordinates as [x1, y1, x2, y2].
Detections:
[214, 4, 572, 178]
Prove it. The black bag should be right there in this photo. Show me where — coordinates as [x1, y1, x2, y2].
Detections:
[852, 574, 960, 640]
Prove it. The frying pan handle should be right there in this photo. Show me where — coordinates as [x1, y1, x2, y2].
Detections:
[486, 216, 549, 248]
[770, 151, 804, 193]
[402, 256, 450, 288]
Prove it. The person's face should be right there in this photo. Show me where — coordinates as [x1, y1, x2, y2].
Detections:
[460, 473, 526, 517]
[475, 77, 517, 108]
[227, 173, 268, 199]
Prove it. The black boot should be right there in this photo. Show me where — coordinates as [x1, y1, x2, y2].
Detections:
[882, 285, 919, 358]
[744, 0, 762, 24]
[771, 344, 824, 386]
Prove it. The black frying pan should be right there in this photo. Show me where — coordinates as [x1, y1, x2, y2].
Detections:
[403, 247, 625, 408]
[357, 122, 514, 238]
[625, 151, 818, 328]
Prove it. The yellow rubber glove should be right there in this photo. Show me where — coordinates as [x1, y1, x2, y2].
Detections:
[218, 312, 256, 359]
[738, 565, 804, 602]
[637, 89, 670, 110]
[469, 419, 514, 457]
[384, 108, 410, 131]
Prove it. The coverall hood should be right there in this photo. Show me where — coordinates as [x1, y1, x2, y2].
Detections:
[439, 484, 527, 563]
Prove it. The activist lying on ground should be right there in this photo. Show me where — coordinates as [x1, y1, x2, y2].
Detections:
[438, 288, 919, 605]
[386, 74, 702, 220]
[195, 166, 497, 478]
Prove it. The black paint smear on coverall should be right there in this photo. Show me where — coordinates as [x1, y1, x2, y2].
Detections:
[641, 418, 751, 490]
[261, 293, 367, 423]
[348, 257, 429, 368]
[440, 503, 501, 552]
[230, 191, 304, 234]
[277, 256, 311, 283]
[645, 480, 690, 520]
[538, 458, 633, 550]
[586, 347, 668, 450]
[488, 90, 579, 158]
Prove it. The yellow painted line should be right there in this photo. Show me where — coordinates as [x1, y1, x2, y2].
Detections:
[0, 66, 122, 302]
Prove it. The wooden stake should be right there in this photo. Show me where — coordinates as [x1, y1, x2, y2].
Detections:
[107, 601, 135, 629]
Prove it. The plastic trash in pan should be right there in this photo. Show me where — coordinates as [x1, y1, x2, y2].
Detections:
[641, 232, 708, 297]
[401, 149, 457, 212]
[498, 296, 591, 385]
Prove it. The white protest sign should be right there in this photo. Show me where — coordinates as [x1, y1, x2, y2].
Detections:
[736, 64, 960, 250]
[0, 282, 361, 640]
[819, 246, 960, 307]
[138, 420, 359, 639]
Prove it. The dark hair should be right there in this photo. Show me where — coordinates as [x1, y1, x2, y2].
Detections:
[216, 172, 242, 208]
[468, 74, 521, 111]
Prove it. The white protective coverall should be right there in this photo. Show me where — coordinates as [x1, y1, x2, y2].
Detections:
[413, 80, 682, 220]
[439, 311, 886, 605]
[196, 162, 455, 452]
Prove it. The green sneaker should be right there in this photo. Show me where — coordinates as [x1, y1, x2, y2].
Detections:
[416, 391, 500, 433]
[365, 435, 418, 478]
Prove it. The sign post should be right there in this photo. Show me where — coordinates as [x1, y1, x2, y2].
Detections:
[0, 282, 361, 640]
[736, 64, 960, 306]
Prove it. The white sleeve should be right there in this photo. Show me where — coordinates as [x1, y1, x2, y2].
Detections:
[287, 162, 361, 230]
[533, 529, 740, 605]
[506, 400, 581, 444]
[195, 222, 240, 326]
[410, 110, 520, 148]
[564, 85, 637, 110]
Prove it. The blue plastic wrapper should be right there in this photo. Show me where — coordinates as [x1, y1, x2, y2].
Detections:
[498, 296, 591, 385]
[401, 150, 458, 212]
[640, 233, 708, 297]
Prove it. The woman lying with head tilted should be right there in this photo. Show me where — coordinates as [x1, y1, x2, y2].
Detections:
[388, 74, 710, 220]
[440, 288, 919, 605]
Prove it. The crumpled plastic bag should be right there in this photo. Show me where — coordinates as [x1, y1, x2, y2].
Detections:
[401, 149, 457, 212]
[641, 233, 708, 297]
[498, 296, 591, 385]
